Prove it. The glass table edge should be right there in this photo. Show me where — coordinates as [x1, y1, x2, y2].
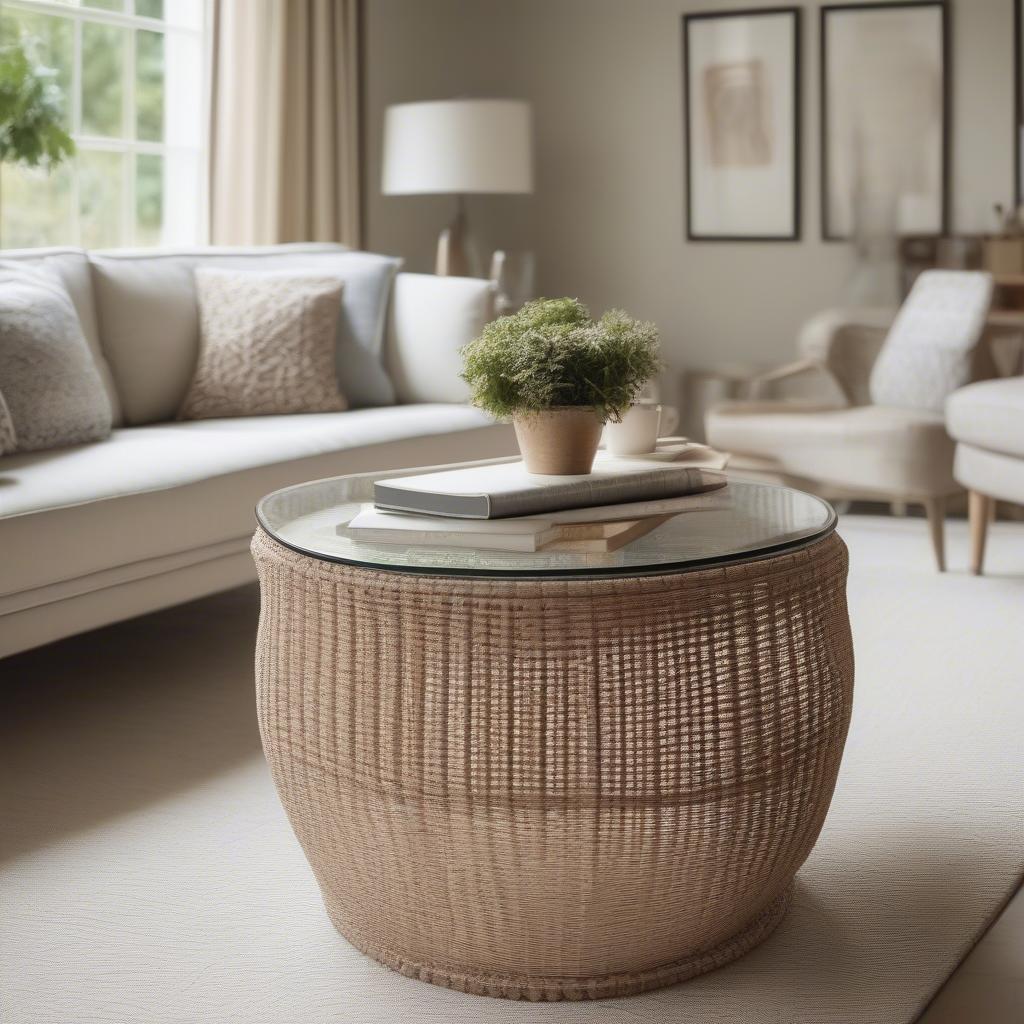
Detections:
[253, 478, 839, 581]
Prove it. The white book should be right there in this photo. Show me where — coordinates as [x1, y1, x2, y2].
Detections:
[373, 460, 723, 519]
[339, 507, 561, 552]
[339, 487, 734, 552]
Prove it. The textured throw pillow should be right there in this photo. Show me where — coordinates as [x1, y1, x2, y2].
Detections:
[869, 270, 994, 413]
[179, 269, 348, 421]
[0, 264, 113, 452]
[0, 388, 16, 454]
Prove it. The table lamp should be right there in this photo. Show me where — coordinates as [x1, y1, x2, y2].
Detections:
[382, 99, 533, 277]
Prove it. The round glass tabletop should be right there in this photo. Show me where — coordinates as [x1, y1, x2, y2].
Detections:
[257, 463, 836, 579]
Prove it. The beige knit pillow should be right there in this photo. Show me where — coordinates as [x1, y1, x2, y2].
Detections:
[179, 269, 348, 421]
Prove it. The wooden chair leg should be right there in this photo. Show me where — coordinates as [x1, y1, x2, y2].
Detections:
[968, 490, 992, 576]
[923, 497, 946, 572]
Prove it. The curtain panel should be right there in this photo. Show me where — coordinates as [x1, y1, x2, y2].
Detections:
[209, 0, 361, 246]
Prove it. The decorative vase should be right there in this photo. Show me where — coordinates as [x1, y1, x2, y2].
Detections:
[512, 407, 604, 475]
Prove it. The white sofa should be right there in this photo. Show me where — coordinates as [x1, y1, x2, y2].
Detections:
[0, 244, 516, 659]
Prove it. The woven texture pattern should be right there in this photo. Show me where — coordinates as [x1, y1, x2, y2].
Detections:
[252, 529, 853, 1001]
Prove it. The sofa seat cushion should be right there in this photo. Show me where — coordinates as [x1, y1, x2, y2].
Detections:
[706, 401, 957, 498]
[0, 405, 514, 603]
[945, 377, 1024, 459]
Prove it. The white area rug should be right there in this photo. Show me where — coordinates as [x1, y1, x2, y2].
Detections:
[1, 515, 1022, 1023]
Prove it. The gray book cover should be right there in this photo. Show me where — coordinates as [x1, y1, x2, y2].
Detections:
[373, 460, 719, 519]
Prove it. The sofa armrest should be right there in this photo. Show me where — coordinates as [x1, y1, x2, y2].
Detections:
[384, 273, 496, 405]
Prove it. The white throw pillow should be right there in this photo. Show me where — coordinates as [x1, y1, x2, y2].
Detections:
[0, 263, 112, 452]
[869, 271, 993, 413]
[385, 273, 496, 404]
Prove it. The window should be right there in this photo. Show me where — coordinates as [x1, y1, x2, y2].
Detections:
[0, 0, 209, 249]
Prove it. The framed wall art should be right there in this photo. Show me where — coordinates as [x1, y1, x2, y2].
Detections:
[1016, 0, 1023, 206]
[682, 7, 801, 242]
[820, 1, 948, 241]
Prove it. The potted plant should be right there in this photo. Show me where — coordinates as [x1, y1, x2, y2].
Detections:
[461, 297, 661, 474]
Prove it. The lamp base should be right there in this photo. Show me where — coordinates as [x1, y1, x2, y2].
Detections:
[435, 197, 480, 277]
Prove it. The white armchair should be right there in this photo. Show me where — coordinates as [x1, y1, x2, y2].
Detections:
[707, 271, 996, 570]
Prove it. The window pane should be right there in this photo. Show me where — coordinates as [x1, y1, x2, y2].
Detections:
[136, 0, 165, 18]
[79, 149, 124, 248]
[0, 163, 73, 248]
[81, 23, 126, 138]
[162, 148, 200, 244]
[135, 153, 163, 245]
[164, 30, 202, 147]
[0, 8, 74, 131]
[164, 1, 203, 30]
[83, 1, 126, 11]
[136, 30, 164, 141]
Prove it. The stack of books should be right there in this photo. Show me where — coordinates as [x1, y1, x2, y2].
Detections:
[338, 441, 730, 553]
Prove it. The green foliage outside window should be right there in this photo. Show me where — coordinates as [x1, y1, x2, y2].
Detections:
[0, 32, 75, 171]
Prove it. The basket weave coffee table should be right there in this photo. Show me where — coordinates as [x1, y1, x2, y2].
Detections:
[253, 463, 853, 1001]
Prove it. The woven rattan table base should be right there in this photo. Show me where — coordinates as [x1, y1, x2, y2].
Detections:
[252, 528, 853, 1001]
[328, 886, 792, 1000]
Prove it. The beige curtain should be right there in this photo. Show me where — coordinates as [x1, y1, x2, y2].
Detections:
[209, 0, 361, 246]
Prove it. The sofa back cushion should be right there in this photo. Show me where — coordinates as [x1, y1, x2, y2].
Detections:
[0, 247, 121, 423]
[385, 273, 495, 404]
[869, 270, 994, 413]
[90, 244, 400, 424]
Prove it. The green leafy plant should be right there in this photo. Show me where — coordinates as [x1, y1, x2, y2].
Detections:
[461, 297, 661, 421]
[0, 36, 75, 170]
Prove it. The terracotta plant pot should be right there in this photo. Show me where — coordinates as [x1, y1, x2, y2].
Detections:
[512, 407, 604, 475]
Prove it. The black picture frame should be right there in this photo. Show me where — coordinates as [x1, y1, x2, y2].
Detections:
[1015, 0, 1022, 207]
[682, 7, 802, 242]
[819, 0, 950, 242]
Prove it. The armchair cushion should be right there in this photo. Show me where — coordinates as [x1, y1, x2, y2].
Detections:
[953, 444, 1024, 504]
[707, 401, 956, 498]
[946, 377, 1024, 459]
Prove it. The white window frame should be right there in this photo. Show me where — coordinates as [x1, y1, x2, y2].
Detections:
[3, 0, 211, 247]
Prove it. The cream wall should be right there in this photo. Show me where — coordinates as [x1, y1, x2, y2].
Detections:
[363, 0, 1015, 387]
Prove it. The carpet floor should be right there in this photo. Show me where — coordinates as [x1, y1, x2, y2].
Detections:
[1, 515, 1022, 1023]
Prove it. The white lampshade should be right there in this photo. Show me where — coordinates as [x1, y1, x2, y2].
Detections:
[382, 99, 533, 196]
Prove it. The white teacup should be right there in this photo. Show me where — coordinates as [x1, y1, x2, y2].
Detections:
[605, 403, 662, 456]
